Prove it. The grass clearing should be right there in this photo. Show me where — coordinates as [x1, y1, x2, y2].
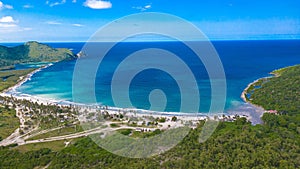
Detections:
[26, 124, 83, 141]
[14, 138, 83, 153]
[0, 107, 19, 140]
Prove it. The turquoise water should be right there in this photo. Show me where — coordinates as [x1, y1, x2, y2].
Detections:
[10, 40, 300, 114]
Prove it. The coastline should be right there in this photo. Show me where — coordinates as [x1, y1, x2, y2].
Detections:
[240, 76, 274, 113]
[1, 63, 54, 94]
[0, 62, 265, 124]
[240, 64, 300, 110]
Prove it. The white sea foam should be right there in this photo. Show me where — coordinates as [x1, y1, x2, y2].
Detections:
[0, 62, 265, 124]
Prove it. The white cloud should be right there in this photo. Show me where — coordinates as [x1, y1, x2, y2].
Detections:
[0, 16, 17, 23]
[46, 21, 62, 25]
[0, 1, 13, 10]
[72, 23, 84, 27]
[4, 5, 14, 9]
[0, 24, 32, 33]
[133, 4, 152, 12]
[4, 4, 13, 9]
[72, 0, 76, 3]
[47, 0, 66, 7]
[0, 23, 17, 28]
[144, 5, 151, 9]
[23, 4, 34, 8]
[0, 16, 19, 32]
[84, 0, 112, 9]
[0, 16, 31, 34]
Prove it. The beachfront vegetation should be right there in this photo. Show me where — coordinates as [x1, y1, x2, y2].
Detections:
[0, 115, 299, 168]
[0, 98, 299, 168]
[0, 96, 78, 131]
[0, 41, 76, 67]
[0, 41, 77, 93]
[0, 64, 299, 168]
[0, 68, 35, 92]
[247, 64, 300, 115]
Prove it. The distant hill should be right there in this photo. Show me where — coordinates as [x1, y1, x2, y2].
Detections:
[0, 41, 76, 67]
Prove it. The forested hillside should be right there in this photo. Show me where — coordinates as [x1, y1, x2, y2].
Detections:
[0, 65, 299, 168]
[0, 42, 76, 67]
[246, 64, 300, 115]
[0, 115, 299, 168]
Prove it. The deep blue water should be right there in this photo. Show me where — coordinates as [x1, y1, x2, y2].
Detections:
[5, 40, 300, 113]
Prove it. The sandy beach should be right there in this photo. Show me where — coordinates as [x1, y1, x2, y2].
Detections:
[0, 63, 264, 125]
[1, 63, 54, 94]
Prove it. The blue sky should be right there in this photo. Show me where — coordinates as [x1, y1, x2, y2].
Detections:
[0, 0, 299, 42]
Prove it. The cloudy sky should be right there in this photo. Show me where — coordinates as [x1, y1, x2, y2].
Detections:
[0, 0, 299, 42]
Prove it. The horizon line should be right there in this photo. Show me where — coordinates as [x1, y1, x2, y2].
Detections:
[1, 38, 300, 44]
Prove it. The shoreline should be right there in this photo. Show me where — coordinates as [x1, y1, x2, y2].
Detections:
[1, 63, 54, 94]
[1, 90, 263, 125]
[240, 75, 275, 113]
[240, 64, 299, 111]
[0, 62, 265, 124]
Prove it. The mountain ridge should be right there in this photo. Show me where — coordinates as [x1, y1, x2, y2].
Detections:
[0, 41, 76, 67]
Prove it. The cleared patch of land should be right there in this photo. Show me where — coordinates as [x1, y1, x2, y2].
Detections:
[26, 124, 83, 141]
[14, 138, 82, 152]
[0, 106, 19, 141]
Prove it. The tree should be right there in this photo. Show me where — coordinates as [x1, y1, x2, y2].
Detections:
[171, 116, 177, 122]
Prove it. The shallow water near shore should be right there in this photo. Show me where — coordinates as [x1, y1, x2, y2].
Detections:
[5, 40, 300, 118]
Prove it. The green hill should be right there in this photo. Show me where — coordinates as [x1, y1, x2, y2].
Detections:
[0, 41, 76, 67]
[245, 64, 300, 115]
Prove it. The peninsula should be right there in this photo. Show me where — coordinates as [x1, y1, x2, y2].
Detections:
[0, 41, 76, 69]
[242, 64, 300, 115]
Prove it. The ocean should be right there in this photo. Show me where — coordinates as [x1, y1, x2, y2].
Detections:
[4, 40, 300, 116]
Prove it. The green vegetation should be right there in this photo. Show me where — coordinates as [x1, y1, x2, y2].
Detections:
[157, 117, 166, 123]
[26, 41, 75, 61]
[0, 41, 76, 67]
[117, 128, 132, 135]
[0, 41, 77, 93]
[14, 139, 76, 153]
[0, 68, 35, 92]
[0, 115, 299, 168]
[1, 96, 78, 130]
[0, 65, 15, 71]
[110, 123, 121, 128]
[26, 125, 83, 141]
[0, 107, 19, 141]
[0, 147, 53, 169]
[117, 128, 163, 138]
[246, 64, 300, 115]
[0, 65, 299, 168]
[171, 116, 177, 121]
[131, 129, 162, 138]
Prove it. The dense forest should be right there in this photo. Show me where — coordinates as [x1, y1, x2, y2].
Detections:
[0, 115, 299, 168]
[246, 64, 300, 115]
[0, 65, 299, 168]
[0, 42, 76, 67]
